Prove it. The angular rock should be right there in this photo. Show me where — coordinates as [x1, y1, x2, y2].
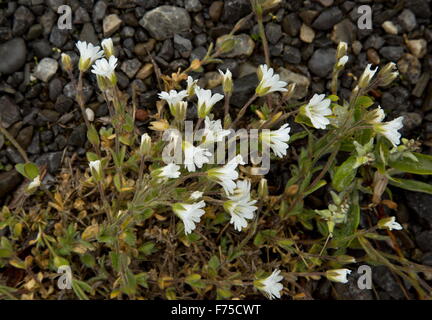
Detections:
[283, 13, 301, 37]
[34, 58, 58, 82]
[222, 0, 251, 22]
[103, 14, 122, 37]
[185, 0, 203, 12]
[406, 39, 427, 59]
[397, 9, 417, 32]
[13, 5, 35, 36]
[0, 170, 22, 199]
[35, 151, 63, 174]
[265, 23, 283, 45]
[308, 48, 336, 77]
[0, 96, 21, 128]
[0, 38, 27, 74]
[282, 46, 301, 64]
[174, 34, 193, 58]
[397, 53, 421, 84]
[120, 58, 142, 79]
[139, 6, 191, 40]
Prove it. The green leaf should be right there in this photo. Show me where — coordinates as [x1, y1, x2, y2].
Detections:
[355, 96, 374, 108]
[389, 178, 432, 195]
[139, 242, 157, 256]
[389, 152, 432, 175]
[332, 156, 357, 192]
[87, 125, 100, 146]
[185, 274, 206, 289]
[15, 163, 39, 180]
[208, 256, 220, 271]
[86, 152, 99, 162]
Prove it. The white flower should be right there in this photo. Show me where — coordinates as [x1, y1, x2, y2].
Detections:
[218, 69, 233, 94]
[224, 180, 257, 231]
[201, 117, 231, 144]
[183, 141, 212, 172]
[326, 268, 351, 283]
[91, 56, 118, 77]
[172, 200, 206, 235]
[228, 179, 253, 201]
[76, 41, 104, 71]
[153, 163, 181, 179]
[256, 64, 288, 96]
[358, 64, 378, 88]
[303, 94, 332, 129]
[159, 90, 188, 109]
[366, 106, 385, 124]
[337, 55, 348, 68]
[378, 216, 403, 231]
[101, 38, 114, 57]
[28, 175, 41, 190]
[195, 87, 224, 118]
[224, 198, 257, 231]
[89, 160, 102, 180]
[190, 191, 203, 200]
[207, 155, 244, 195]
[375, 116, 404, 147]
[260, 123, 291, 158]
[259, 270, 284, 300]
[186, 76, 198, 96]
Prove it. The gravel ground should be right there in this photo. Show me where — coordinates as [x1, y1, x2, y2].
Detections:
[0, 0, 431, 299]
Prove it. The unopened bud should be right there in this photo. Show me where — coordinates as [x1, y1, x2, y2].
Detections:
[140, 133, 152, 156]
[258, 178, 268, 199]
[336, 42, 348, 60]
[219, 37, 235, 54]
[61, 53, 72, 72]
[378, 62, 398, 87]
[101, 38, 114, 58]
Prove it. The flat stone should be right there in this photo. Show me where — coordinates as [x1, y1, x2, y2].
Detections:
[35, 151, 63, 174]
[139, 6, 191, 40]
[185, 0, 203, 12]
[0, 96, 21, 128]
[34, 57, 58, 82]
[120, 58, 142, 79]
[278, 68, 310, 99]
[216, 34, 255, 58]
[0, 38, 27, 74]
[397, 9, 417, 32]
[103, 14, 122, 37]
[379, 46, 404, 61]
[283, 13, 301, 37]
[136, 63, 154, 80]
[312, 7, 343, 30]
[300, 24, 315, 43]
[221, 0, 251, 22]
[331, 19, 356, 44]
[0, 170, 22, 199]
[308, 48, 336, 77]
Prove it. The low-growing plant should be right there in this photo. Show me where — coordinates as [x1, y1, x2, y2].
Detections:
[1, 1, 432, 300]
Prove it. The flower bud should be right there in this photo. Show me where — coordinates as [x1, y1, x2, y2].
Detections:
[89, 160, 102, 181]
[336, 42, 348, 60]
[219, 69, 233, 95]
[377, 216, 403, 231]
[326, 268, 351, 283]
[101, 38, 114, 58]
[140, 133, 152, 156]
[61, 53, 73, 72]
[258, 178, 268, 199]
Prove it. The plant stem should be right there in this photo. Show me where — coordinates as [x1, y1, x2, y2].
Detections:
[231, 94, 257, 128]
[0, 122, 29, 163]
